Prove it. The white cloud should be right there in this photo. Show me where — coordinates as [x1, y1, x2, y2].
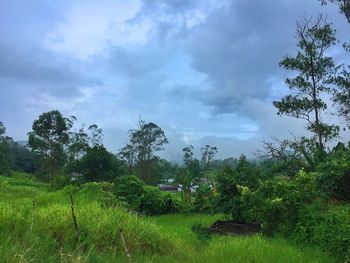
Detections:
[45, 0, 151, 61]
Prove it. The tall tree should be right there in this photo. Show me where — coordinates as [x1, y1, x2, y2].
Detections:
[274, 16, 339, 149]
[68, 124, 89, 161]
[88, 124, 103, 147]
[319, 1, 350, 128]
[119, 120, 168, 184]
[81, 145, 122, 182]
[200, 145, 218, 176]
[320, 0, 350, 23]
[28, 110, 70, 185]
[178, 145, 201, 204]
[119, 144, 135, 175]
[0, 121, 13, 175]
[9, 142, 35, 173]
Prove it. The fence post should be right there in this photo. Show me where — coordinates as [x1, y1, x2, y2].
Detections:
[119, 228, 132, 263]
[69, 194, 79, 239]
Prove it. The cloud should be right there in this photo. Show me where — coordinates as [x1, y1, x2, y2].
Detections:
[1, 0, 349, 161]
[46, 0, 151, 61]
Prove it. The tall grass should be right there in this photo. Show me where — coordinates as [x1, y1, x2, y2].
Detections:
[0, 173, 335, 262]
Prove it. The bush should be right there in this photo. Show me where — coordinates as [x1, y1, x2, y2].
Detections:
[162, 193, 181, 214]
[114, 175, 180, 215]
[216, 156, 261, 223]
[139, 186, 164, 215]
[293, 203, 350, 262]
[256, 170, 317, 236]
[316, 146, 350, 201]
[114, 176, 145, 209]
[193, 183, 216, 214]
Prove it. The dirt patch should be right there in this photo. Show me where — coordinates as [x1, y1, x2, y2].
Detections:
[210, 220, 261, 235]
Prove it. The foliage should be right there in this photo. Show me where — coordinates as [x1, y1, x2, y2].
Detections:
[114, 175, 180, 215]
[216, 155, 260, 223]
[200, 145, 218, 174]
[119, 120, 168, 184]
[273, 16, 339, 149]
[114, 175, 146, 209]
[293, 202, 350, 262]
[320, 0, 350, 23]
[178, 145, 202, 204]
[0, 121, 13, 175]
[80, 145, 123, 182]
[8, 141, 35, 173]
[28, 110, 71, 184]
[256, 170, 318, 236]
[193, 183, 217, 214]
[316, 142, 350, 201]
[0, 171, 337, 262]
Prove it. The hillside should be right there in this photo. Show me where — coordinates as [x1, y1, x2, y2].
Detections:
[0, 172, 335, 263]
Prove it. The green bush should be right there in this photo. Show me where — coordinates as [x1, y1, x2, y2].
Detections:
[216, 156, 261, 223]
[114, 175, 146, 209]
[316, 146, 350, 201]
[193, 183, 216, 214]
[139, 186, 164, 215]
[293, 203, 350, 262]
[114, 175, 180, 215]
[162, 193, 181, 214]
[256, 170, 317, 236]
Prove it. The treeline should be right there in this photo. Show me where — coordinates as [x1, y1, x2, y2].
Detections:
[0, 122, 35, 174]
[1, 109, 235, 188]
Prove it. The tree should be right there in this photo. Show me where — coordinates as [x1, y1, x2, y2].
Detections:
[0, 121, 13, 175]
[216, 155, 260, 222]
[319, 1, 350, 128]
[81, 145, 122, 182]
[320, 0, 350, 23]
[28, 110, 70, 185]
[256, 136, 328, 176]
[177, 145, 202, 204]
[67, 124, 89, 161]
[119, 120, 168, 184]
[9, 142, 35, 173]
[119, 144, 135, 175]
[88, 124, 103, 147]
[274, 16, 339, 149]
[200, 145, 218, 180]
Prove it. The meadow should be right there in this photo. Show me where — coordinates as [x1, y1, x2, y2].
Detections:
[0, 172, 335, 263]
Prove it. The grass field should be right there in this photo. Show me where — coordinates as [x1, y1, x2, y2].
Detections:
[0, 173, 335, 263]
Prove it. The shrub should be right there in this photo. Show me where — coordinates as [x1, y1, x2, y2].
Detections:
[193, 183, 216, 214]
[162, 193, 181, 214]
[139, 186, 164, 215]
[114, 175, 145, 211]
[114, 175, 180, 215]
[255, 170, 317, 236]
[316, 146, 350, 201]
[216, 156, 261, 223]
[293, 203, 350, 262]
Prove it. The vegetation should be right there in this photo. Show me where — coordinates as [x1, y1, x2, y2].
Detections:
[0, 173, 336, 262]
[1, 0, 350, 262]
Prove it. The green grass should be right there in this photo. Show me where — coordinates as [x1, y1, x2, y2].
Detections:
[0, 173, 335, 263]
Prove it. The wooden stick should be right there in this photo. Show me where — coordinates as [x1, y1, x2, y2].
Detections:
[119, 228, 132, 263]
[69, 194, 79, 239]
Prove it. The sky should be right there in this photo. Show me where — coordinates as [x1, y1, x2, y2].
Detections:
[0, 0, 349, 161]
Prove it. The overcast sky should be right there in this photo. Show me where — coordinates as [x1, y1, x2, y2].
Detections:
[0, 0, 349, 161]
